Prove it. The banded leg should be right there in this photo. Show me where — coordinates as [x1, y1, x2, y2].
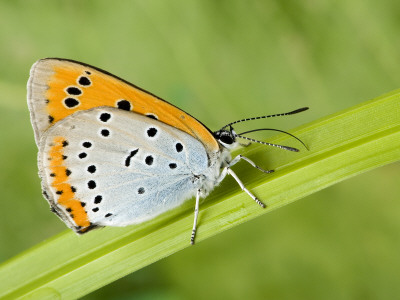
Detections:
[190, 189, 201, 245]
[215, 155, 272, 187]
[226, 167, 266, 208]
[229, 154, 274, 174]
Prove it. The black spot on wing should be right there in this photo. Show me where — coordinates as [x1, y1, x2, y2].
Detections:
[99, 113, 111, 122]
[146, 113, 158, 120]
[87, 165, 96, 173]
[145, 155, 153, 166]
[94, 195, 102, 204]
[82, 141, 92, 148]
[66, 86, 82, 95]
[125, 149, 139, 167]
[100, 129, 110, 137]
[64, 98, 80, 108]
[78, 76, 91, 86]
[176, 143, 183, 152]
[88, 180, 96, 189]
[117, 100, 132, 111]
[147, 127, 157, 137]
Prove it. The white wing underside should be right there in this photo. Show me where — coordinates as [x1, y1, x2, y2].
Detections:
[39, 107, 210, 228]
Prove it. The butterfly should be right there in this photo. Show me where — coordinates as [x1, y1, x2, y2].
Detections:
[27, 58, 308, 244]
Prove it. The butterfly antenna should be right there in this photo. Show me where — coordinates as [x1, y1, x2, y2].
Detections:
[234, 133, 300, 152]
[222, 107, 309, 129]
[238, 128, 309, 151]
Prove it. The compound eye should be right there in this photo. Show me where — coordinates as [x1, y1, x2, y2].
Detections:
[219, 135, 234, 144]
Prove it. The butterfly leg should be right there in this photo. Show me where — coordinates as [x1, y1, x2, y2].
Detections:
[229, 154, 274, 174]
[190, 189, 201, 245]
[225, 168, 266, 208]
[220, 155, 273, 208]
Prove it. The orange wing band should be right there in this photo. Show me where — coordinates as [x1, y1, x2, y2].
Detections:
[49, 136, 90, 228]
[42, 59, 219, 153]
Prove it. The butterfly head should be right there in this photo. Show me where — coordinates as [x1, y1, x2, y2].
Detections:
[213, 126, 239, 149]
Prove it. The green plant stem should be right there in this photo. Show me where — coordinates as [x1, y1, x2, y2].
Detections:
[0, 90, 399, 299]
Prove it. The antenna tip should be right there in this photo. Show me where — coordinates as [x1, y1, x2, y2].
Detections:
[285, 146, 300, 152]
[290, 107, 309, 114]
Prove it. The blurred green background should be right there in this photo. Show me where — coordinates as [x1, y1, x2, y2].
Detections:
[0, 1, 399, 299]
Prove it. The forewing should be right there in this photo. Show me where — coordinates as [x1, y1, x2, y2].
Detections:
[28, 58, 219, 153]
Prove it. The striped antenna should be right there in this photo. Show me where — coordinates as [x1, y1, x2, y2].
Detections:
[234, 134, 300, 152]
[221, 107, 309, 129]
[238, 128, 309, 150]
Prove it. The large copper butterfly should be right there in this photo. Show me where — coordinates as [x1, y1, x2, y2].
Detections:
[27, 58, 308, 244]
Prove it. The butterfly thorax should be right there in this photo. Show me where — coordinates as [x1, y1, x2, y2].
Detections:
[192, 127, 240, 197]
[197, 145, 231, 198]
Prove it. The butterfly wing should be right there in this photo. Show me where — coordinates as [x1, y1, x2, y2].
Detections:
[39, 107, 210, 233]
[27, 58, 219, 153]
